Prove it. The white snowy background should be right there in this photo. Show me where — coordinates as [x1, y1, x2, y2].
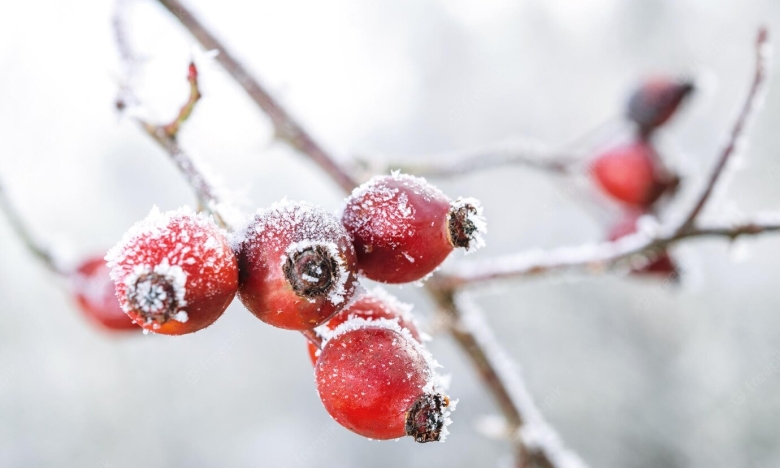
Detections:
[1, 0, 779, 467]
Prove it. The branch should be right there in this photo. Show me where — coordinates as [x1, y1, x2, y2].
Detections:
[359, 138, 578, 180]
[155, 0, 359, 194]
[677, 27, 770, 232]
[0, 178, 65, 275]
[146, 2, 567, 466]
[441, 216, 780, 287]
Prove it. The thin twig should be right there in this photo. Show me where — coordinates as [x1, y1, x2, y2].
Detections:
[363, 140, 578, 179]
[162, 62, 202, 137]
[677, 27, 770, 233]
[155, 0, 359, 194]
[0, 178, 65, 275]
[147, 2, 557, 465]
[440, 217, 780, 287]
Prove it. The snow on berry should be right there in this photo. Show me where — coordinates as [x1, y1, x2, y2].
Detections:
[306, 287, 423, 364]
[106, 206, 238, 335]
[234, 200, 358, 330]
[70, 255, 139, 332]
[315, 317, 453, 442]
[341, 171, 486, 284]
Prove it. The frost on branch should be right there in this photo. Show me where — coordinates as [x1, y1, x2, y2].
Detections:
[455, 294, 588, 468]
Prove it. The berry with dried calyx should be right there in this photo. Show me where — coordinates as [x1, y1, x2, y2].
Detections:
[315, 319, 453, 442]
[107, 207, 238, 335]
[70, 255, 139, 332]
[306, 287, 422, 364]
[234, 200, 358, 330]
[590, 141, 678, 208]
[341, 172, 486, 284]
[627, 76, 694, 133]
[609, 210, 679, 280]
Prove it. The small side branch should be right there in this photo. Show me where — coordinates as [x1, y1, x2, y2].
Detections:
[155, 0, 359, 193]
[0, 179, 65, 275]
[677, 27, 770, 232]
[363, 139, 578, 180]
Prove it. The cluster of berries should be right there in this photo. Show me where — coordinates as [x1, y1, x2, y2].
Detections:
[97, 172, 485, 442]
[590, 76, 694, 279]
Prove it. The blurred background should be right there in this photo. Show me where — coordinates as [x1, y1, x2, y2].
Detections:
[0, 0, 779, 467]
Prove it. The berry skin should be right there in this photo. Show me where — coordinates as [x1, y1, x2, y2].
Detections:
[315, 320, 452, 442]
[627, 76, 694, 133]
[307, 288, 422, 364]
[608, 210, 679, 280]
[341, 172, 486, 283]
[590, 141, 677, 208]
[70, 256, 139, 332]
[235, 200, 358, 330]
[107, 207, 238, 335]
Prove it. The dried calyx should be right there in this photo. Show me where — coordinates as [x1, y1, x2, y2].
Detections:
[447, 200, 481, 250]
[127, 272, 179, 325]
[284, 245, 340, 297]
[405, 393, 449, 443]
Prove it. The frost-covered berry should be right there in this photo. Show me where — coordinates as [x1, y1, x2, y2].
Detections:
[627, 76, 694, 133]
[70, 255, 139, 332]
[315, 319, 452, 442]
[234, 200, 358, 330]
[341, 172, 486, 284]
[609, 210, 679, 280]
[590, 141, 677, 208]
[107, 207, 238, 335]
[307, 287, 422, 364]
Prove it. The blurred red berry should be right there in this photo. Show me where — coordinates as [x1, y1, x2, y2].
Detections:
[107, 207, 238, 335]
[590, 141, 677, 208]
[341, 173, 486, 283]
[307, 288, 422, 364]
[70, 256, 138, 332]
[235, 200, 358, 330]
[315, 320, 451, 442]
[608, 210, 679, 280]
[627, 76, 694, 133]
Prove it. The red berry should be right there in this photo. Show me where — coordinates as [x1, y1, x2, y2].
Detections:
[107, 207, 238, 335]
[341, 173, 485, 283]
[315, 319, 452, 442]
[608, 210, 679, 280]
[590, 141, 676, 208]
[235, 200, 358, 330]
[70, 255, 139, 332]
[627, 76, 694, 132]
[307, 287, 422, 364]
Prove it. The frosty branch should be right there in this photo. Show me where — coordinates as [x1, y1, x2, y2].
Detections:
[0, 178, 64, 275]
[435, 27, 774, 290]
[145, 1, 565, 466]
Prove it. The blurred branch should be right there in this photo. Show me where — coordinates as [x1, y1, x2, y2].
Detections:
[361, 117, 625, 180]
[146, 1, 565, 466]
[0, 178, 66, 275]
[155, 0, 359, 194]
[359, 138, 578, 180]
[440, 216, 780, 288]
[677, 27, 770, 232]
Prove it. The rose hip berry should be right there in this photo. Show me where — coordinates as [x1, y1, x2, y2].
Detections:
[107, 207, 238, 335]
[70, 255, 139, 332]
[627, 76, 694, 133]
[235, 200, 358, 330]
[307, 287, 422, 364]
[315, 319, 452, 442]
[590, 141, 677, 208]
[341, 172, 486, 283]
[609, 210, 679, 280]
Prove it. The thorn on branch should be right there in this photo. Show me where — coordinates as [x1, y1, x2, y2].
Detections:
[162, 61, 202, 138]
